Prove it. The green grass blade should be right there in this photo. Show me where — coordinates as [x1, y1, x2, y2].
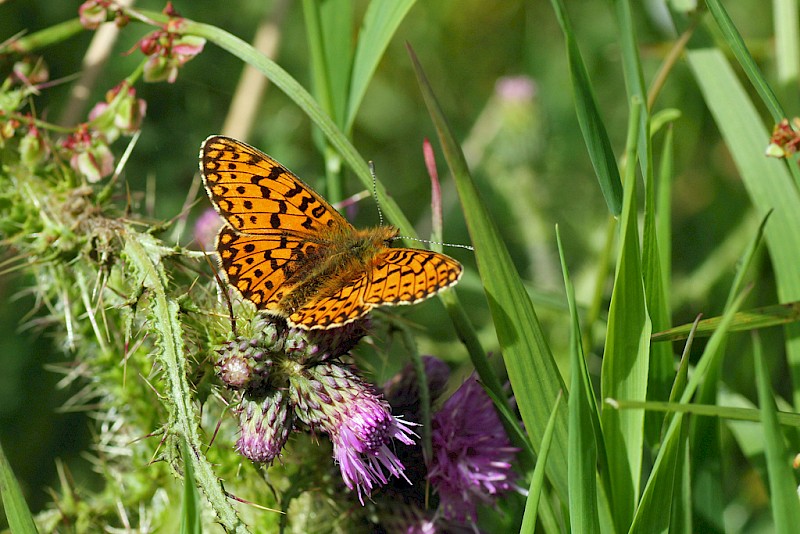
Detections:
[315, 0, 353, 126]
[609, 400, 800, 427]
[0, 440, 38, 534]
[703, 0, 784, 122]
[613, 0, 649, 179]
[684, 45, 800, 408]
[655, 125, 673, 303]
[652, 301, 800, 342]
[407, 44, 569, 498]
[753, 332, 800, 533]
[600, 98, 651, 530]
[549, 0, 623, 215]
[558, 227, 602, 534]
[345, 0, 417, 133]
[642, 108, 672, 446]
[521, 392, 564, 532]
[630, 284, 750, 534]
[773, 0, 800, 100]
[180, 439, 202, 534]
[628, 415, 683, 534]
[667, 316, 701, 405]
[302, 0, 344, 126]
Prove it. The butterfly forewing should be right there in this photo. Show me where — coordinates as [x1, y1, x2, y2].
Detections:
[201, 136, 350, 237]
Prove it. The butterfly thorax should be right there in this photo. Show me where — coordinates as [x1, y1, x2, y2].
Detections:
[278, 225, 400, 314]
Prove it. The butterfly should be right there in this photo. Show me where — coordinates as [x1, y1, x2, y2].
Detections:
[200, 135, 463, 330]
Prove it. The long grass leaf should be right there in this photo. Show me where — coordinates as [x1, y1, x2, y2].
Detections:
[521, 392, 564, 532]
[0, 440, 38, 534]
[345, 0, 416, 132]
[630, 285, 750, 533]
[703, 0, 784, 121]
[753, 332, 800, 533]
[407, 45, 569, 498]
[549, 0, 623, 215]
[180, 439, 202, 534]
[600, 98, 651, 529]
[558, 227, 602, 534]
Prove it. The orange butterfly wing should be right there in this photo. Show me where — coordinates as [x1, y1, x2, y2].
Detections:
[201, 135, 463, 329]
[289, 248, 463, 329]
[201, 136, 351, 314]
[201, 136, 350, 236]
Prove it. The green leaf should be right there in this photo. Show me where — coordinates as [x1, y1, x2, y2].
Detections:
[304, 0, 353, 127]
[703, 0, 784, 122]
[0, 439, 38, 534]
[521, 392, 563, 532]
[549, 0, 623, 215]
[345, 0, 417, 133]
[407, 44, 569, 498]
[600, 98, 651, 530]
[180, 439, 202, 534]
[558, 227, 602, 534]
[652, 301, 800, 342]
[753, 332, 800, 533]
[630, 285, 751, 533]
[641, 94, 672, 446]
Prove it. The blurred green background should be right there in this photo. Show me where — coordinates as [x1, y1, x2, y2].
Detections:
[0, 0, 782, 524]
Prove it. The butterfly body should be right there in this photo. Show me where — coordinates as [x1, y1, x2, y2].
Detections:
[201, 136, 462, 329]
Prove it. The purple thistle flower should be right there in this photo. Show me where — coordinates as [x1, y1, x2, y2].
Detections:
[289, 362, 417, 503]
[236, 389, 293, 464]
[193, 207, 222, 251]
[383, 355, 451, 423]
[428, 376, 518, 522]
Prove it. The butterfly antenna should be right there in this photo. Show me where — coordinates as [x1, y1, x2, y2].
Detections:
[369, 161, 384, 226]
[393, 235, 474, 251]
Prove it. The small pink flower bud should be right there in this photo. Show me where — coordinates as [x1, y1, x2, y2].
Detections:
[79, 0, 111, 30]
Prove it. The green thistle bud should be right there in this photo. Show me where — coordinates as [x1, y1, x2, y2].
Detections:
[215, 337, 272, 392]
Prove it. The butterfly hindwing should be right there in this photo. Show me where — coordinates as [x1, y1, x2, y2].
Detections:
[364, 249, 463, 305]
[216, 226, 319, 311]
[289, 248, 463, 329]
[289, 273, 372, 329]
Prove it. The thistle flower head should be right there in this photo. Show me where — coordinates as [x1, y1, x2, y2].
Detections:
[215, 336, 273, 392]
[236, 389, 293, 464]
[289, 362, 417, 503]
[383, 355, 450, 422]
[428, 376, 518, 522]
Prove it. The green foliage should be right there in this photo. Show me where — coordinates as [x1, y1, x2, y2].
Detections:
[2, 0, 800, 533]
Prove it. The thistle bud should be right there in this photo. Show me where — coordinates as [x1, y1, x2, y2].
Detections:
[236, 389, 294, 464]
